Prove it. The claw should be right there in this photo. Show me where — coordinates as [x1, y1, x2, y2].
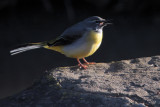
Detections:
[78, 64, 88, 69]
[82, 58, 96, 65]
[77, 58, 88, 69]
[83, 62, 96, 65]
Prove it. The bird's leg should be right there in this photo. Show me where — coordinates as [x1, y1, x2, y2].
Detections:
[77, 58, 88, 69]
[82, 58, 96, 65]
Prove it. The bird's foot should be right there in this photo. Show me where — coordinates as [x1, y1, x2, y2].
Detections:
[83, 62, 96, 65]
[78, 64, 88, 69]
[82, 58, 96, 65]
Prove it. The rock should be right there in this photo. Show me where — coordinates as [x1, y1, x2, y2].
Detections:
[0, 56, 160, 107]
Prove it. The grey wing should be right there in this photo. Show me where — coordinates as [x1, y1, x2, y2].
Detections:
[46, 34, 82, 46]
[47, 23, 86, 46]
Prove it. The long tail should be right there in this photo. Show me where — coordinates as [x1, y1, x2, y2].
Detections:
[10, 43, 43, 55]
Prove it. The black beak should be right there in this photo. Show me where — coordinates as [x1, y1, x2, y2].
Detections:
[99, 19, 112, 27]
[103, 20, 112, 26]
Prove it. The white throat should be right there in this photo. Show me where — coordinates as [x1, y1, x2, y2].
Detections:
[95, 28, 102, 33]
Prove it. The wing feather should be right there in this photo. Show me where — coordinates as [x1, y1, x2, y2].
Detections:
[46, 22, 86, 47]
[46, 34, 82, 46]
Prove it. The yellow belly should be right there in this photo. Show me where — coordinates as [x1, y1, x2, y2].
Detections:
[44, 30, 103, 59]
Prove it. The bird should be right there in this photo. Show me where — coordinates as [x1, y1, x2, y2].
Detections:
[10, 16, 110, 69]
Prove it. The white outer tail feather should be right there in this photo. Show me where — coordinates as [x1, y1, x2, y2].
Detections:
[10, 45, 41, 55]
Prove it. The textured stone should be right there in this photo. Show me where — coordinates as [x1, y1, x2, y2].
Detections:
[0, 56, 160, 107]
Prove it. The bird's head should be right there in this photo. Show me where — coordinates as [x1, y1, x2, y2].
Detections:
[83, 16, 111, 32]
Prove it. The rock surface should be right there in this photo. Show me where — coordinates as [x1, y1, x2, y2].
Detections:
[0, 56, 160, 107]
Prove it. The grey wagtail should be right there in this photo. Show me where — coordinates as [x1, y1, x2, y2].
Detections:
[10, 16, 110, 69]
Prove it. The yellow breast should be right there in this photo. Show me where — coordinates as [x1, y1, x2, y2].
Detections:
[85, 30, 103, 57]
[68, 31, 103, 58]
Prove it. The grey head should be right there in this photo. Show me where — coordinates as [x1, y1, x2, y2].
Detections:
[62, 16, 110, 35]
[82, 16, 108, 32]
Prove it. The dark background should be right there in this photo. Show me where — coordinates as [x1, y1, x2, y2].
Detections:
[0, 0, 160, 99]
